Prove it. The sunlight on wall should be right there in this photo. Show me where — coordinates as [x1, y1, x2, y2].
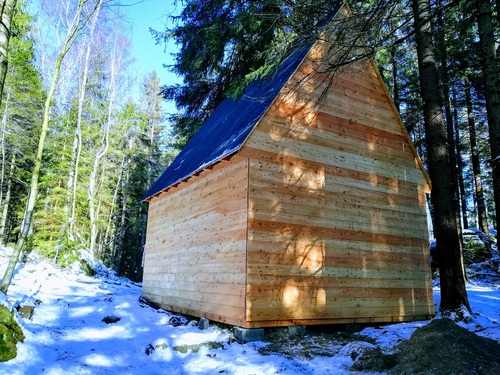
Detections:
[368, 172, 378, 186]
[281, 158, 326, 191]
[282, 285, 300, 308]
[398, 297, 406, 316]
[284, 239, 325, 274]
[389, 178, 399, 192]
[268, 123, 310, 142]
[275, 235, 327, 317]
[316, 288, 326, 306]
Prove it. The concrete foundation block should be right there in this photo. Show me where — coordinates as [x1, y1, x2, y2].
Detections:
[345, 323, 362, 333]
[287, 325, 307, 337]
[198, 317, 210, 330]
[234, 327, 264, 343]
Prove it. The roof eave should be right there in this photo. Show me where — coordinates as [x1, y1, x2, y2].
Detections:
[142, 148, 241, 202]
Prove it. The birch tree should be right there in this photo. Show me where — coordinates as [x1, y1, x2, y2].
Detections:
[67, 4, 101, 243]
[142, 71, 163, 186]
[87, 29, 128, 258]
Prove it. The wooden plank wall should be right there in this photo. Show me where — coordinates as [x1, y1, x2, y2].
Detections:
[240, 44, 434, 327]
[142, 155, 249, 327]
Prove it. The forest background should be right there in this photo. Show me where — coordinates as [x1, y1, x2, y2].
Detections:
[0, 0, 497, 312]
[0, 0, 178, 282]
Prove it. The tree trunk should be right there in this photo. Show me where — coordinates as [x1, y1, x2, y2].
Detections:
[104, 155, 125, 255]
[496, 0, 500, 25]
[0, 47, 65, 294]
[87, 28, 123, 259]
[0, 0, 17, 109]
[477, 0, 500, 239]
[95, 163, 107, 256]
[0, 153, 14, 244]
[0, 0, 103, 294]
[412, 0, 470, 315]
[88, 91, 113, 259]
[0, 89, 9, 209]
[67, 108, 82, 240]
[436, 0, 463, 230]
[68, 6, 100, 241]
[465, 79, 489, 234]
[452, 87, 468, 229]
[391, 45, 400, 113]
[115, 167, 130, 274]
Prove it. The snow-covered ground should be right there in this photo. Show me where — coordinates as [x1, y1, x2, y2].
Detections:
[0, 248, 499, 375]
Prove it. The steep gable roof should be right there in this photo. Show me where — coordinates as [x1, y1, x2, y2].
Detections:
[143, 3, 430, 201]
[143, 43, 313, 201]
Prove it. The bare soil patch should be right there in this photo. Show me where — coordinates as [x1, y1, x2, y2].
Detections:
[352, 318, 500, 374]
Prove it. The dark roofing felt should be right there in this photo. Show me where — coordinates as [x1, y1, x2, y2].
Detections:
[143, 44, 313, 200]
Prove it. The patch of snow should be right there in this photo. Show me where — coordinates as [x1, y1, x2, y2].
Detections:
[334, 341, 376, 367]
[358, 320, 430, 353]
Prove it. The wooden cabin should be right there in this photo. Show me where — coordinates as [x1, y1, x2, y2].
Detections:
[142, 5, 434, 329]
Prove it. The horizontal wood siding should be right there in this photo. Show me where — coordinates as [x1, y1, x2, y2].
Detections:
[242, 49, 433, 327]
[142, 156, 249, 327]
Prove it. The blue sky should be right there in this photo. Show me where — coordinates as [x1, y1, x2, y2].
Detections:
[122, 0, 182, 113]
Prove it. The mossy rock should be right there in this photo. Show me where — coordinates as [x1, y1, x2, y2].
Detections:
[0, 305, 25, 362]
[80, 259, 96, 276]
[173, 341, 224, 353]
[464, 240, 491, 265]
